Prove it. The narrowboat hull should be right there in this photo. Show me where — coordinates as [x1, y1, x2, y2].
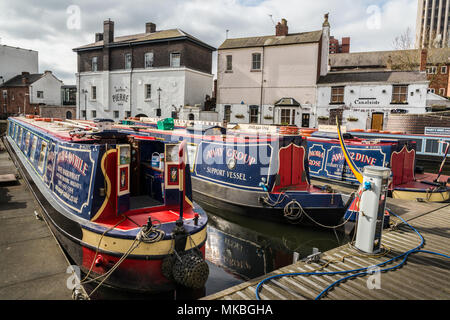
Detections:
[4, 117, 210, 294]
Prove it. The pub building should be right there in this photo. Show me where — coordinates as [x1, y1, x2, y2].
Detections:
[315, 70, 429, 131]
[73, 20, 216, 121]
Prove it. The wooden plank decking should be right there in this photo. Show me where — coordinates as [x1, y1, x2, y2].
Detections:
[203, 200, 450, 301]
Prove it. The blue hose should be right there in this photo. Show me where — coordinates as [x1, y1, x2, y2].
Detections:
[255, 212, 449, 300]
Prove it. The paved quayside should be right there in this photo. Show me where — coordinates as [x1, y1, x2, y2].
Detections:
[0, 137, 84, 299]
[202, 182, 450, 300]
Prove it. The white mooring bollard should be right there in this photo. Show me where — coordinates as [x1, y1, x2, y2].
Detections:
[354, 166, 391, 254]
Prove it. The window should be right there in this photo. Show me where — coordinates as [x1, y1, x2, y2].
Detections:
[66, 111, 72, 119]
[92, 57, 98, 72]
[125, 53, 132, 69]
[249, 105, 259, 124]
[226, 55, 233, 71]
[145, 52, 154, 68]
[37, 91, 44, 99]
[156, 108, 161, 117]
[91, 86, 97, 100]
[170, 53, 181, 67]
[252, 53, 261, 70]
[392, 85, 408, 103]
[425, 139, 439, 154]
[113, 111, 119, 119]
[426, 66, 437, 74]
[24, 132, 30, 154]
[125, 111, 131, 118]
[439, 88, 446, 96]
[37, 141, 48, 172]
[441, 66, 448, 74]
[280, 109, 295, 125]
[91, 110, 97, 118]
[224, 105, 231, 122]
[145, 84, 152, 100]
[331, 86, 345, 104]
[30, 136, 37, 160]
[428, 88, 435, 93]
[81, 110, 86, 118]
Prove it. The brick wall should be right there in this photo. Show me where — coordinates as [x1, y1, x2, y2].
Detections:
[39, 106, 76, 119]
[77, 40, 212, 74]
[0, 87, 39, 119]
[386, 111, 450, 134]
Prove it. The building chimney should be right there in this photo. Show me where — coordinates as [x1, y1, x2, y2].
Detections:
[22, 72, 29, 85]
[320, 13, 331, 77]
[420, 48, 428, 72]
[146, 22, 156, 33]
[44, 70, 52, 74]
[275, 19, 288, 37]
[95, 32, 104, 42]
[103, 19, 114, 44]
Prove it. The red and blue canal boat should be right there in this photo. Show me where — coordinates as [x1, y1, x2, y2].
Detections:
[110, 119, 351, 227]
[4, 116, 209, 294]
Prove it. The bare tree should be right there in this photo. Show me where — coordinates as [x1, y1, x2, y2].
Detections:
[392, 27, 414, 50]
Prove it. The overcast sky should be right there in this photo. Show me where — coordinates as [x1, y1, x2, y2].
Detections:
[0, 0, 418, 85]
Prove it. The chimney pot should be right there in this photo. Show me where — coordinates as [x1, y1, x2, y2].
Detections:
[95, 32, 104, 42]
[146, 22, 156, 33]
[275, 19, 288, 36]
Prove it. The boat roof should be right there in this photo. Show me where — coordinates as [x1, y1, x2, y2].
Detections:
[9, 116, 114, 142]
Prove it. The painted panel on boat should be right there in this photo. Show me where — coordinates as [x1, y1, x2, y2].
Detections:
[308, 140, 389, 184]
[193, 141, 273, 191]
[52, 143, 99, 219]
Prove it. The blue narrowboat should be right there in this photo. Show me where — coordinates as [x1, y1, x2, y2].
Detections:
[109, 119, 351, 227]
[3, 116, 210, 294]
[306, 131, 450, 202]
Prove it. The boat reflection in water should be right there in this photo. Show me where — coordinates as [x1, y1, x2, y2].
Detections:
[205, 206, 349, 284]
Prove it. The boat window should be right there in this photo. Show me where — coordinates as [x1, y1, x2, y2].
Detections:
[37, 141, 48, 172]
[425, 139, 439, 154]
[24, 132, 31, 154]
[415, 139, 423, 153]
[17, 127, 23, 146]
[30, 136, 37, 161]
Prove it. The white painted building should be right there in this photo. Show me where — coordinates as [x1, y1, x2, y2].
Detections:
[0, 45, 38, 83]
[316, 71, 429, 131]
[29, 71, 63, 106]
[216, 16, 331, 128]
[73, 20, 215, 121]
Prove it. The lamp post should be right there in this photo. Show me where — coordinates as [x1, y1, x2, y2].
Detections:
[81, 89, 88, 120]
[157, 87, 162, 117]
[22, 93, 29, 115]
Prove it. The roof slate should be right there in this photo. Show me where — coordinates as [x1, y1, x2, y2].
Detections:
[317, 71, 428, 85]
[73, 28, 215, 51]
[218, 30, 323, 50]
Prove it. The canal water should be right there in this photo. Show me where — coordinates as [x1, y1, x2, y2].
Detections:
[84, 205, 350, 300]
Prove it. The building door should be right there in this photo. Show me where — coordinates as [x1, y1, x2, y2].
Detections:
[329, 109, 343, 125]
[371, 113, 384, 131]
[301, 114, 310, 128]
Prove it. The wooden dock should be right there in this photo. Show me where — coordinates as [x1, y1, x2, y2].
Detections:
[0, 137, 84, 300]
[203, 190, 450, 300]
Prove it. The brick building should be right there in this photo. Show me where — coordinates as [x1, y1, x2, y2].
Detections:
[73, 20, 215, 120]
[329, 36, 350, 54]
[0, 71, 63, 119]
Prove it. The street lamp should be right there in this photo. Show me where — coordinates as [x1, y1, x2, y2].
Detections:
[81, 89, 88, 120]
[157, 87, 162, 117]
